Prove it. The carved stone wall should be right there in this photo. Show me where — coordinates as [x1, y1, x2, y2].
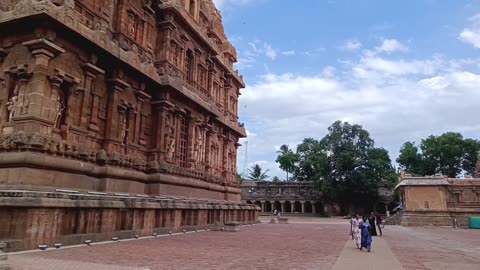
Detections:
[0, 0, 245, 195]
[0, 0, 255, 251]
[397, 176, 480, 227]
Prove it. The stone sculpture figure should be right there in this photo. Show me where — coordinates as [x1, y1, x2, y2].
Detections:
[165, 113, 175, 158]
[194, 125, 204, 163]
[119, 112, 127, 144]
[53, 95, 65, 128]
[167, 137, 175, 158]
[6, 85, 19, 122]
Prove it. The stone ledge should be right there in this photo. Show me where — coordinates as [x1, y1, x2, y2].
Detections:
[0, 190, 258, 210]
[224, 221, 240, 232]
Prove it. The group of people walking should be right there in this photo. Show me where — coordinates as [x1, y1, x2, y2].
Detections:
[350, 212, 383, 252]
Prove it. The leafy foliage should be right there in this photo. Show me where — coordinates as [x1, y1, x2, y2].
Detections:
[275, 145, 299, 181]
[247, 164, 270, 181]
[397, 132, 480, 177]
[294, 138, 327, 182]
[318, 121, 396, 205]
[276, 121, 397, 209]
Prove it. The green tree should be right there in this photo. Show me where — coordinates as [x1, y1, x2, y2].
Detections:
[318, 121, 395, 208]
[397, 133, 480, 178]
[462, 138, 480, 176]
[396, 142, 423, 175]
[272, 176, 281, 182]
[421, 133, 464, 177]
[275, 144, 299, 181]
[294, 138, 327, 182]
[247, 164, 270, 181]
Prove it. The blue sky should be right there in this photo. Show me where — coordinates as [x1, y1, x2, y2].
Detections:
[213, 0, 480, 179]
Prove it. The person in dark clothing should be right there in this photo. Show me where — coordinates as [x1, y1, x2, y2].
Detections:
[368, 212, 378, 236]
[375, 212, 383, 236]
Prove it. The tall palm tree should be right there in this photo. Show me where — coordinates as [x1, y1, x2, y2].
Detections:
[277, 144, 290, 155]
[247, 164, 270, 181]
[276, 144, 293, 181]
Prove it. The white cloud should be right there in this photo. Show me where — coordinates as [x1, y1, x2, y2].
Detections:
[235, 40, 295, 69]
[321, 66, 336, 77]
[281, 50, 296, 56]
[459, 14, 480, 48]
[248, 41, 279, 60]
[213, 0, 253, 10]
[341, 39, 362, 51]
[263, 43, 278, 60]
[238, 49, 480, 178]
[235, 56, 256, 69]
[352, 55, 443, 79]
[375, 39, 408, 53]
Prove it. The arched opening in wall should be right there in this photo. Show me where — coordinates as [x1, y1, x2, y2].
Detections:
[185, 49, 194, 84]
[315, 201, 323, 215]
[273, 201, 281, 212]
[304, 201, 313, 213]
[285, 201, 292, 213]
[424, 200, 429, 209]
[293, 201, 302, 213]
[189, 0, 196, 16]
[265, 201, 272, 213]
[375, 202, 387, 214]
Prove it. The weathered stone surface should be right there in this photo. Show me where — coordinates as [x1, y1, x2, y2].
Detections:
[396, 173, 480, 227]
[223, 221, 240, 232]
[0, 0, 259, 251]
[240, 180, 394, 216]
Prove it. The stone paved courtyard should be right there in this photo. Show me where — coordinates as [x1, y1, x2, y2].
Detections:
[7, 217, 480, 270]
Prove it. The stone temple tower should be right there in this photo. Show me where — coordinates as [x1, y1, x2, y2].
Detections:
[0, 0, 258, 251]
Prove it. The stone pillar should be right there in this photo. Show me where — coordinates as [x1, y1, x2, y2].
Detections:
[20, 39, 64, 131]
[312, 203, 316, 214]
[385, 203, 389, 214]
[81, 63, 105, 131]
[152, 100, 174, 157]
[291, 202, 295, 213]
[104, 78, 129, 151]
[301, 201, 305, 214]
[280, 201, 285, 213]
[261, 202, 265, 213]
[134, 90, 151, 144]
[79, 63, 105, 131]
[207, 58, 215, 97]
[186, 115, 197, 168]
[205, 125, 213, 171]
[47, 75, 63, 128]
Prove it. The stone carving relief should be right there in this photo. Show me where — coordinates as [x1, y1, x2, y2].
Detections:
[227, 148, 235, 172]
[54, 92, 66, 128]
[6, 85, 19, 122]
[210, 140, 219, 172]
[118, 108, 128, 144]
[0, 0, 244, 188]
[193, 124, 204, 164]
[165, 112, 176, 158]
